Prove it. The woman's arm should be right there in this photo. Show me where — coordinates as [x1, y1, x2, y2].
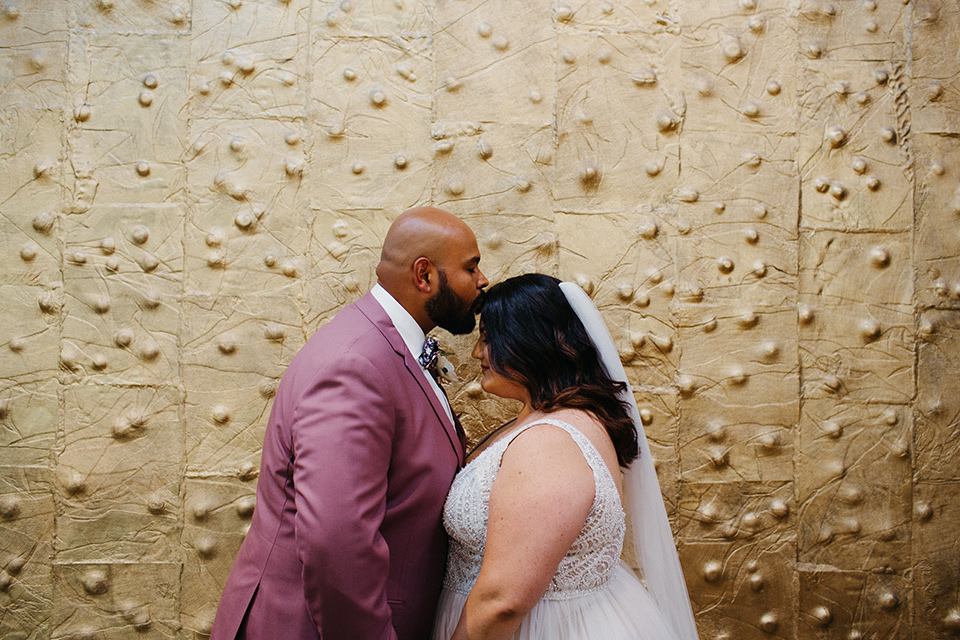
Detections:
[450, 424, 596, 640]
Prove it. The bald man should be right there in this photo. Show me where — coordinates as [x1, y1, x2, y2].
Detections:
[211, 208, 488, 640]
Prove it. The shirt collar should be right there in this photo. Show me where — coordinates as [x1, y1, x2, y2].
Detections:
[371, 283, 427, 363]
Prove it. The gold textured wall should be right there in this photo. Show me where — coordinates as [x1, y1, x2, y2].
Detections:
[1, 0, 958, 638]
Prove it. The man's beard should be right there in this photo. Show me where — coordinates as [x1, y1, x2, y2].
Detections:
[425, 270, 482, 335]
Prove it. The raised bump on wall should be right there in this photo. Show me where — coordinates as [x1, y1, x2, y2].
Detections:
[677, 375, 697, 398]
[239, 461, 258, 480]
[259, 380, 278, 399]
[196, 535, 217, 558]
[112, 412, 145, 439]
[703, 559, 723, 583]
[60, 467, 86, 496]
[580, 161, 600, 187]
[121, 602, 152, 630]
[721, 33, 745, 63]
[0, 495, 21, 524]
[82, 569, 109, 595]
[811, 605, 833, 627]
[936, 608, 960, 637]
[236, 496, 256, 518]
[476, 138, 493, 161]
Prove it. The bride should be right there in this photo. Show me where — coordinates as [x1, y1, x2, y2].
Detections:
[432, 274, 699, 640]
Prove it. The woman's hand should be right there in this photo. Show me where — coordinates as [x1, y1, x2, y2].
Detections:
[450, 423, 595, 640]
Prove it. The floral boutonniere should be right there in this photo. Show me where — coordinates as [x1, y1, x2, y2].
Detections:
[436, 350, 459, 384]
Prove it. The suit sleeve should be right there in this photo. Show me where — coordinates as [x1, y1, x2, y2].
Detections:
[292, 351, 400, 640]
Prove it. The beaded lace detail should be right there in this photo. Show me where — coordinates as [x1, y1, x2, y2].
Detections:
[442, 419, 626, 600]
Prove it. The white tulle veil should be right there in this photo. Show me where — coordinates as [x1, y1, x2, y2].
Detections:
[559, 282, 699, 640]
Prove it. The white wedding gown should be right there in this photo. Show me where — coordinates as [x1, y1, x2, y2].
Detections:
[432, 419, 682, 640]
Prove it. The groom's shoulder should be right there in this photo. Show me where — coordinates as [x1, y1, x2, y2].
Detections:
[299, 294, 394, 360]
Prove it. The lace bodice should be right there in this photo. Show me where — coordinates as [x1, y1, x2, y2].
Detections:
[442, 419, 626, 599]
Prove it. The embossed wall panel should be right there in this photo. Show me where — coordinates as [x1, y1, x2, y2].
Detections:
[66, 33, 189, 207]
[676, 199, 798, 307]
[182, 293, 302, 477]
[463, 210, 559, 282]
[799, 229, 914, 402]
[316, 0, 433, 37]
[678, 304, 799, 483]
[180, 477, 256, 637]
[310, 36, 432, 212]
[634, 388, 681, 516]
[434, 0, 554, 125]
[57, 385, 183, 562]
[0, 107, 65, 288]
[0, 285, 59, 384]
[798, 60, 912, 231]
[681, 0, 798, 135]
[0, 465, 54, 640]
[51, 561, 181, 639]
[191, 0, 307, 120]
[911, 0, 960, 134]
[186, 117, 308, 297]
[797, 0, 906, 62]
[797, 399, 911, 571]
[916, 309, 960, 482]
[915, 132, 960, 309]
[0, 1, 69, 111]
[0, 1, 958, 638]
[433, 123, 555, 219]
[62, 204, 184, 384]
[555, 32, 682, 210]
[0, 380, 57, 470]
[557, 0, 677, 31]
[913, 480, 960, 638]
[681, 537, 797, 640]
[73, 0, 191, 34]
[798, 569, 910, 640]
[303, 208, 396, 331]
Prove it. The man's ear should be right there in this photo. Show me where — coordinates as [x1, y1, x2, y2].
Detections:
[413, 257, 433, 293]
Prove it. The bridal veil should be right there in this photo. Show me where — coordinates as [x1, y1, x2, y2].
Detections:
[559, 282, 699, 640]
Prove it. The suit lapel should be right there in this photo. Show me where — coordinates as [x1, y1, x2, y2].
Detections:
[354, 293, 466, 467]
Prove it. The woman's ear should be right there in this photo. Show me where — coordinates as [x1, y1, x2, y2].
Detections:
[413, 257, 433, 293]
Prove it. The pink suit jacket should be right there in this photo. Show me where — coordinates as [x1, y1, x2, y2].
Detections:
[211, 292, 465, 640]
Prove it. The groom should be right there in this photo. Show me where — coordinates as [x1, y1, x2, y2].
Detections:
[210, 207, 488, 640]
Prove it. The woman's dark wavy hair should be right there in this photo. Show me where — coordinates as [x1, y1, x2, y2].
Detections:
[480, 273, 639, 467]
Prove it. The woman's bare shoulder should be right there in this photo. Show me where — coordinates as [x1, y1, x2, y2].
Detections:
[531, 408, 625, 492]
[498, 421, 595, 500]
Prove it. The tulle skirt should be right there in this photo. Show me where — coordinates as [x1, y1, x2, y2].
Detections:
[432, 562, 682, 640]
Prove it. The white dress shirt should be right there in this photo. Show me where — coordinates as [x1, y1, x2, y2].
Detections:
[370, 284, 455, 424]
